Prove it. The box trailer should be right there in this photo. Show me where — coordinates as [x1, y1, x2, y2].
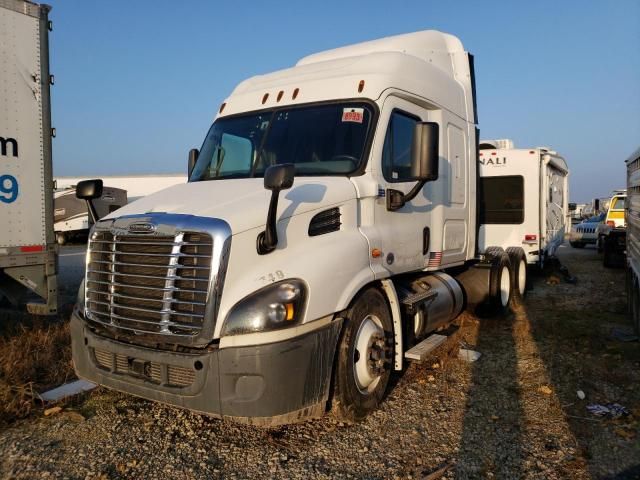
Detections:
[54, 186, 128, 245]
[0, 0, 57, 314]
[71, 30, 523, 425]
[624, 148, 639, 333]
[477, 140, 569, 293]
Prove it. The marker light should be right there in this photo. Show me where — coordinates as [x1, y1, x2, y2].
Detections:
[358, 80, 365, 93]
[607, 221, 615, 227]
[292, 88, 299, 100]
[262, 93, 269, 104]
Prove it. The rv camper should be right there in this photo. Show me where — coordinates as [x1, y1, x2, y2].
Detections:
[478, 139, 569, 293]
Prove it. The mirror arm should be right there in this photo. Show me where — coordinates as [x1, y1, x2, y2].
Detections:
[256, 189, 280, 255]
[386, 180, 426, 212]
[85, 199, 99, 224]
[404, 180, 426, 204]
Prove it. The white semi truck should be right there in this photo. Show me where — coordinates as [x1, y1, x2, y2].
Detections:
[0, 0, 57, 314]
[477, 139, 569, 295]
[71, 31, 520, 425]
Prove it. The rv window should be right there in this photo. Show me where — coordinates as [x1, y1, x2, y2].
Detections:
[480, 175, 524, 224]
[382, 110, 420, 182]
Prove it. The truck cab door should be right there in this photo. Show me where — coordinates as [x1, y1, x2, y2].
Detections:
[372, 97, 434, 275]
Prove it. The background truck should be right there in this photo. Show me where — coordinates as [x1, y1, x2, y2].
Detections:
[54, 185, 128, 245]
[625, 147, 639, 333]
[598, 190, 627, 266]
[477, 139, 569, 294]
[71, 30, 522, 426]
[0, 0, 56, 314]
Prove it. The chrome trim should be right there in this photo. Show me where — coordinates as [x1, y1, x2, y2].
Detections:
[84, 213, 232, 347]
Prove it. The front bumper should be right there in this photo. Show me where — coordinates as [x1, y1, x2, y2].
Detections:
[71, 309, 342, 426]
[570, 232, 597, 244]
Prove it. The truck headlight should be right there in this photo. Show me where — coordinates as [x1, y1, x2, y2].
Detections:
[221, 279, 307, 336]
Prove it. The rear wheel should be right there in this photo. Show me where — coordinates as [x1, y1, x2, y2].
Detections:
[332, 287, 394, 422]
[483, 248, 513, 315]
[506, 247, 527, 299]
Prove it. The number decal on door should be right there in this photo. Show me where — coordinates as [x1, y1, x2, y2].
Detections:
[0, 175, 19, 203]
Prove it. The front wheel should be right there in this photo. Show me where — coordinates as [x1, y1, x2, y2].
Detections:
[331, 287, 394, 422]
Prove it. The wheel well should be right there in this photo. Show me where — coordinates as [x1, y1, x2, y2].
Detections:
[335, 280, 403, 371]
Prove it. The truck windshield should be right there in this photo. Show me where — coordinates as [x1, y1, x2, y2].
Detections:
[189, 102, 374, 181]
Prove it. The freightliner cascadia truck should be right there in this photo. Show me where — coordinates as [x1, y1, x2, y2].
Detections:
[0, 0, 57, 314]
[71, 31, 521, 425]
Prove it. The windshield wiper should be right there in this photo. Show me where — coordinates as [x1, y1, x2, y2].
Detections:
[211, 146, 226, 177]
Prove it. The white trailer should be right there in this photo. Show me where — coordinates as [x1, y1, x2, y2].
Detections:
[71, 31, 519, 425]
[0, 0, 57, 314]
[624, 147, 640, 334]
[55, 173, 186, 202]
[478, 140, 569, 293]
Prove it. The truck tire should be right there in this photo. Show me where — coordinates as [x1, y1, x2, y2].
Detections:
[331, 287, 394, 422]
[484, 249, 512, 315]
[506, 247, 527, 299]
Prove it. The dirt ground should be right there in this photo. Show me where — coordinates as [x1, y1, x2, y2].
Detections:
[0, 244, 638, 479]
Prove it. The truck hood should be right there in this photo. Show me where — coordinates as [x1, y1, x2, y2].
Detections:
[105, 177, 357, 234]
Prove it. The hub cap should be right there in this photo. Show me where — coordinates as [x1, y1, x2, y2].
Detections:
[500, 266, 511, 307]
[518, 259, 527, 295]
[353, 314, 388, 394]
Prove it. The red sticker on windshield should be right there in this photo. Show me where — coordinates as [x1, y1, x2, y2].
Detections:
[342, 108, 364, 123]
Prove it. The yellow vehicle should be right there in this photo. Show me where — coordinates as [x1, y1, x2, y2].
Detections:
[605, 193, 626, 228]
[598, 191, 627, 267]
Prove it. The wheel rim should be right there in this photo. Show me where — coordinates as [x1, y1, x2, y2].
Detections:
[500, 266, 511, 307]
[518, 259, 527, 295]
[353, 314, 385, 394]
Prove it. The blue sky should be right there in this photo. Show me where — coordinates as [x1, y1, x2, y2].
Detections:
[48, 0, 639, 202]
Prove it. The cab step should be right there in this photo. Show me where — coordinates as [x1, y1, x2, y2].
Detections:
[404, 334, 447, 362]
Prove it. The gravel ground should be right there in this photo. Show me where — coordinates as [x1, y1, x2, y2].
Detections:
[0, 245, 638, 479]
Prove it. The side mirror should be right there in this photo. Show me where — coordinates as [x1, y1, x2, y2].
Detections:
[593, 198, 600, 212]
[387, 122, 439, 211]
[188, 148, 199, 177]
[75, 179, 103, 223]
[411, 122, 439, 181]
[257, 164, 295, 255]
[264, 163, 295, 191]
[75, 179, 103, 200]
[568, 202, 577, 212]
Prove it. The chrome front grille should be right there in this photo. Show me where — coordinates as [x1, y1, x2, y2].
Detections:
[86, 231, 213, 337]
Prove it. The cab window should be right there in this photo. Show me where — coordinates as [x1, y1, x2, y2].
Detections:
[382, 111, 420, 182]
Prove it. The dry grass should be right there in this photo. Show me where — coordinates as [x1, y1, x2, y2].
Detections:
[0, 312, 74, 425]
